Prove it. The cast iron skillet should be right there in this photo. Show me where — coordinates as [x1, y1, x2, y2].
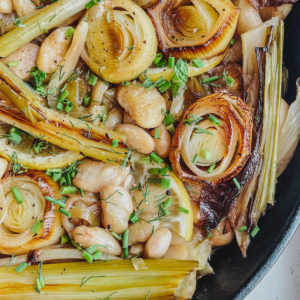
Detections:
[194, 3, 300, 299]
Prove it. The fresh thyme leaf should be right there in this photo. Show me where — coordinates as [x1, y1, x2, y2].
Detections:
[80, 275, 105, 287]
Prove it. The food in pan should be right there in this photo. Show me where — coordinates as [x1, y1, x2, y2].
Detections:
[0, 0, 299, 298]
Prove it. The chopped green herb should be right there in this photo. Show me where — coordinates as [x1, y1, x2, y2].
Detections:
[7, 61, 19, 67]
[88, 74, 98, 86]
[111, 232, 122, 240]
[150, 152, 163, 164]
[82, 250, 94, 263]
[60, 186, 77, 194]
[238, 226, 247, 232]
[179, 206, 189, 214]
[142, 76, 155, 89]
[154, 128, 160, 139]
[59, 208, 70, 217]
[129, 211, 139, 223]
[120, 150, 132, 169]
[193, 127, 213, 135]
[122, 229, 129, 259]
[163, 111, 175, 126]
[8, 127, 22, 144]
[122, 80, 130, 87]
[31, 220, 43, 234]
[208, 114, 221, 126]
[192, 154, 198, 164]
[65, 27, 75, 39]
[184, 113, 202, 126]
[168, 57, 175, 68]
[233, 177, 241, 190]
[153, 53, 166, 67]
[85, 0, 101, 10]
[14, 18, 25, 28]
[230, 37, 236, 47]
[155, 77, 171, 93]
[83, 96, 91, 107]
[250, 225, 260, 238]
[207, 164, 216, 173]
[223, 70, 235, 87]
[201, 150, 212, 161]
[202, 76, 219, 84]
[60, 234, 69, 244]
[190, 58, 204, 68]
[11, 187, 23, 204]
[141, 156, 151, 164]
[15, 262, 28, 273]
[112, 139, 118, 148]
[161, 178, 170, 189]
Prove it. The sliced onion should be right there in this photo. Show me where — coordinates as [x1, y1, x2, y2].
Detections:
[170, 92, 253, 184]
[0, 171, 63, 255]
[259, 4, 293, 20]
[277, 78, 300, 176]
[47, 21, 88, 108]
[148, 0, 239, 59]
[61, 193, 100, 238]
[81, 0, 157, 83]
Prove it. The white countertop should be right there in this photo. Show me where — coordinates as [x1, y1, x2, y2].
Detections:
[246, 225, 300, 300]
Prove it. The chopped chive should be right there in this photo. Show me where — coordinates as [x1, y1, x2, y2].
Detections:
[15, 262, 28, 273]
[31, 220, 43, 234]
[8, 61, 19, 67]
[147, 178, 162, 184]
[83, 96, 91, 107]
[238, 226, 247, 232]
[60, 186, 77, 194]
[148, 168, 160, 175]
[71, 239, 83, 251]
[59, 208, 70, 217]
[85, 0, 101, 10]
[82, 250, 93, 263]
[202, 76, 219, 84]
[162, 198, 172, 211]
[250, 225, 260, 238]
[86, 245, 100, 254]
[127, 45, 134, 50]
[8, 127, 22, 144]
[163, 111, 175, 126]
[80, 188, 84, 197]
[153, 53, 164, 66]
[129, 212, 139, 224]
[161, 178, 171, 189]
[122, 80, 130, 86]
[184, 113, 203, 126]
[122, 229, 129, 259]
[154, 128, 160, 139]
[207, 164, 216, 173]
[190, 58, 204, 68]
[45, 196, 66, 208]
[208, 114, 221, 126]
[193, 127, 213, 135]
[159, 167, 168, 176]
[192, 154, 198, 164]
[65, 27, 75, 39]
[230, 37, 236, 47]
[150, 152, 164, 164]
[60, 234, 69, 244]
[120, 150, 132, 169]
[233, 177, 241, 190]
[168, 57, 175, 68]
[11, 187, 23, 204]
[179, 206, 189, 214]
[92, 250, 102, 260]
[58, 90, 69, 102]
[112, 139, 118, 148]
[52, 172, 61, 182]
[64, 100, 74, 113]
[88, 74, 98, 86]
[111, 232, 122, 240]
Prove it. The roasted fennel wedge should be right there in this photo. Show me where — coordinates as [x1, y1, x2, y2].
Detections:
[0, 260, 198, 299]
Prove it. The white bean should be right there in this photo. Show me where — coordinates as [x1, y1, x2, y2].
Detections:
[73, 225, 122, 256]
[100, 185, 133, 234]
[106, 107, 123, 130]
[163, 243, 189, 260]
[144, 227, 172, 258]
[151, 124, 171, 159]
[12, 0, 35, 18]
[2, 43, 39, 80]
[37, 27, 72, 73]
[117, 85, 166, 129]
[0, 0, 13, 14]
[116, 124, 154, 155]
[129, 243, 144, 257]
[170, 230, 186, 246]
[73, 160, 129, 193]
[128, 217, 159, 245]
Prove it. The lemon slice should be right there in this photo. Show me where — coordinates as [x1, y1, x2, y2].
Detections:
[131, 165, 193, 241]
[0, 136, 83, 170]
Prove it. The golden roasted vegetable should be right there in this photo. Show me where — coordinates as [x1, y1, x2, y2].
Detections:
[170, 92, 253, 185]
[0, 171, 63, 255]
[81, 0, 157, 83]
[148, 0, 239, 59]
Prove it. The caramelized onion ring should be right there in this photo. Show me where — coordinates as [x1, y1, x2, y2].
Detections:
[170, 92, 253, 185]
[0, 171, 63, 255]
[148, 0, 239, 59]
[81, 0, 157, 83]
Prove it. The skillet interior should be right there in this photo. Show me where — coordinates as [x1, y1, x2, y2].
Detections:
[194, 2, 300, 299]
